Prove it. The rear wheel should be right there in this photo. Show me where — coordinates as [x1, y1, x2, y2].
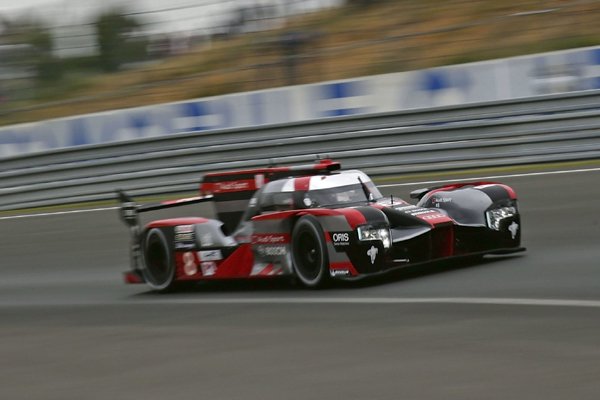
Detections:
[291, 216, 329, 288]
[142, 228, 176, 292]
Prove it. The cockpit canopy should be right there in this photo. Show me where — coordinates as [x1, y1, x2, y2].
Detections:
[251, 170, 383, 214]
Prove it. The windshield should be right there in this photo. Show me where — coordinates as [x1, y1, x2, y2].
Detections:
[304, 183, 382, 208]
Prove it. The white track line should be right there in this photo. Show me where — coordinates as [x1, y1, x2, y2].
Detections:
[3, 166, 600, 220]
[0, 206, 118, 221]
[129, 297, 600, 309]
[379, 166, 600, 187]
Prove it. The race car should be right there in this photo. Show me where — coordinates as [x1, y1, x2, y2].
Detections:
[118, 159, 524, 291]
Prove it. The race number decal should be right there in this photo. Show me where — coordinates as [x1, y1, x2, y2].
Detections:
[182, 251, 198, 276]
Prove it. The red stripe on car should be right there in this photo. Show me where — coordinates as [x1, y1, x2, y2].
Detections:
[256, 264, 275, 276]
[251, 208, 366, 229]
[335, 208, 367, 229]
[294, 176, 311, 191]
[147, 217, 208, 228]
[494, 184, 517, 200]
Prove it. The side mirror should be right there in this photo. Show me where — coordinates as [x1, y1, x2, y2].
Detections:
[410, 188, 430, 200]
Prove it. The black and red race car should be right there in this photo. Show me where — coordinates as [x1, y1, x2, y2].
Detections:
[118, 159, 524, 291]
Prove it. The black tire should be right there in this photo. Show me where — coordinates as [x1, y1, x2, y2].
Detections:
[142, 228, 176, 292]
[291, 216, 330, 288]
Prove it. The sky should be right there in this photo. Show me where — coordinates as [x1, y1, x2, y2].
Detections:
[0, 0, 341, 33]
[0, 0, 57, 13]
[0, 0, 341, 57]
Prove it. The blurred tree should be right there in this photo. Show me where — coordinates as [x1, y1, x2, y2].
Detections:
[26, 25, 61, 81]
[95, 10, 140, 72]
[279, 31, 321, 85]
[0, 17, 7, 37]
[0, 17, 60, 82]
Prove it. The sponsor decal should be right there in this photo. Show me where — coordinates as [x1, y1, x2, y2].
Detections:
[330, 269, 351, 277]
[215, 181, 251, 192]
[395, 205, 447, 220]
[431, 197, 452, 204]
[252, 234, 289, 244]
[251, 263, 285, 276]
[331, 232, 351, 247]
[251, 263, 277, 276]
[257, 245, 287, 257]
[409, 209, 438, 216]
[394, 205, 417, 211]
[175, 225, 196, 249]
[175, 225, 194, 234]
[367, 245, 378, 265]
[431, 197, 452, 208]
[270, 266, 284, 276]
[175, 242, 196, 250]
[420, 214, 445, 221]
[198, 249, 223, 261]
[508, 222, 519, 239]
[200, 261, 217, 276]
[175, 232, 194, 242]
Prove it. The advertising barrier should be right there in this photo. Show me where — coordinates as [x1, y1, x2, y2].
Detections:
[1, 45, 599, 158]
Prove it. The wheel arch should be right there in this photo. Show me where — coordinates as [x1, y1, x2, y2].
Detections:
[141, 226, 176, 292]
[290, 214, 331, 288]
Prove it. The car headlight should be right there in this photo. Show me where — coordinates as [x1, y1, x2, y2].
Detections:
[486, 206, 517, 231]
[357, 226, 391, 249]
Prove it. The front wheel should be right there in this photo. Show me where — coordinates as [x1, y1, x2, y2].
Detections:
[291, 216, 330, 288]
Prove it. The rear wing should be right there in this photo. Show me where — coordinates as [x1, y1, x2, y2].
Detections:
[117, 159, 340, 228]
[117, 190, 214, 227]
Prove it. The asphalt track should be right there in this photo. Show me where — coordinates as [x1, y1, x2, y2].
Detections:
[1, 167, 600, 399]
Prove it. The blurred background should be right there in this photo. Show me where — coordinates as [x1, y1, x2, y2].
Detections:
[0, 0, 599, 127]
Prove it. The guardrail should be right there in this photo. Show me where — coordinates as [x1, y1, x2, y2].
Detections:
[1, 90, 599, 210]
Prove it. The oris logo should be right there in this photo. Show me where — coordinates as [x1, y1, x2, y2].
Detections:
[332, 232, 350, 246]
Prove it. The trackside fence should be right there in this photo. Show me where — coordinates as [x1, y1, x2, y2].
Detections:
[1, 90, 599, 210]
